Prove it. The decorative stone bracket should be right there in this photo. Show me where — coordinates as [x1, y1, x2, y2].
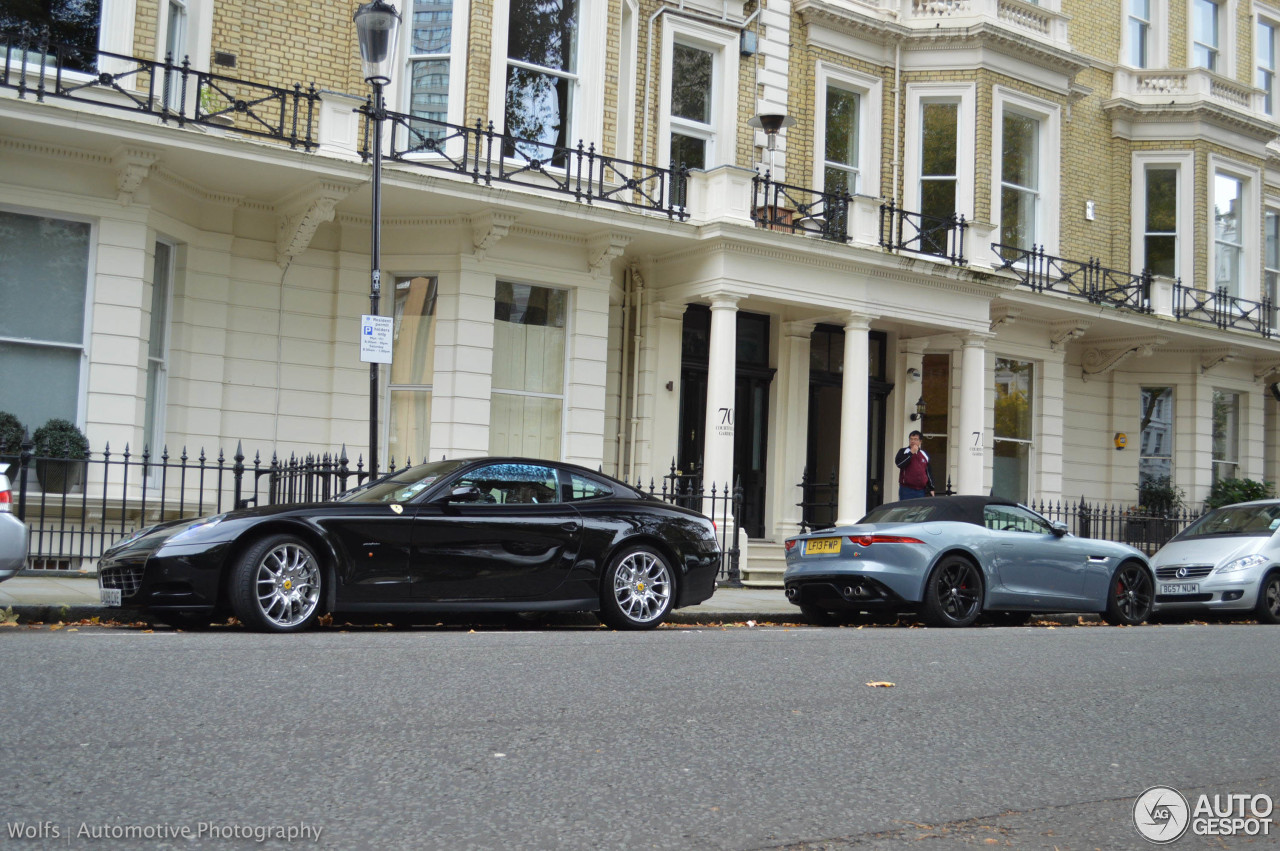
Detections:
[1253, 359, 1280, 380]
[276, 180, 358, 267]
[988, 305, 1022, 331]
[471, 211, 518, 259]
[1049, 320, 1091, 348]
[1082, 335, 1167, 380]
[586, 231, 630, 275]
[113, 147, 159, 205]
[1200, 347, 1240, 373]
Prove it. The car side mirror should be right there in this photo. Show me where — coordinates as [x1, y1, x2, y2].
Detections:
[442, 485, 485, 503]
[1050, 521, 1068, 537]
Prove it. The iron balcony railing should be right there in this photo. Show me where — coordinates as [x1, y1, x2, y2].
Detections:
[1173, 283, 1275, 338]
[879, 201, 967, 265]
[750, 173, 851, 242]
[994, 244, 1153, 313]
[1, 26, 320, 150]
[362, 107, 690, 221]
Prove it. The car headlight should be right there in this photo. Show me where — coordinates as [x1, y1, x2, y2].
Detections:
[168, 514, 227, 543]
[1215, 554, 1269, 575]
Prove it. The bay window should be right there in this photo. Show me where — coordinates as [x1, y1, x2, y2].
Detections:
[387, 276, 438, 465]
[490, 283, 566, 459]
[1211, 389, 1239, 484]
[504, 0, 579, 156]
[993, 358, 1034, 503]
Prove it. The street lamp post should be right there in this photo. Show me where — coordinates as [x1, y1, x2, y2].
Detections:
[354, 0, 401, 479]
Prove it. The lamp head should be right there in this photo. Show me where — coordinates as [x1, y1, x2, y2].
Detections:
[748, 113, 796, 151]
[910, 395, 927, 422]
[354, 0, 401, 85]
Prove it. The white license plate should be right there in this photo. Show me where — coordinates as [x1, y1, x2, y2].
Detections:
[100, 587, 122, 606]
[1160, 582, 1199, 595]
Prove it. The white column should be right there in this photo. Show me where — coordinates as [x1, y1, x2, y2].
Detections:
[836, 313, 872, 525]
[701, 294, 740, 492]
[957, 332, 990, 494]
[777, 321, 815, 538]
[428, 263, 496, 459]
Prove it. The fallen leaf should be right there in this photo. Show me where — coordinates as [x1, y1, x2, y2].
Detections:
[746, 620, 757, 628]
[865, 681, 895, 688]
[49, 623, 64, 631]
[318, 613, 333, 627]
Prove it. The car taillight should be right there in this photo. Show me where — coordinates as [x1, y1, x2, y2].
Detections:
[784, 539, 797, 552]
[849, 534, 924, 547]
[0, 488, 10, 511]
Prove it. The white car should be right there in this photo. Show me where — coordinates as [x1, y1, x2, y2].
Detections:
[1149, 499, 1280, 623]
[0, 473, 27, 581]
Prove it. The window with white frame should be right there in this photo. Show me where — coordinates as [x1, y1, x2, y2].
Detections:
[0, 209, 91, 430]
[905, 84, 975, 259]
[1143, 166, 1177, 277]
[994, 90, 1059, 261]
[993, 357, 1034, 504]
[1192, 0, 1222, 72]
[1266, 208, 1280, 326]
[144, 240, 174, 457]
[658, 18, 738, 175]
[490, 282, 566, 460]
[999, 111, 1040, 255]
[1259, 17, 1278, 116]
[405, 0, 464, 131]
[1139, 386, 1173, 493]
[669, 42, 714, 172]
[504, 0, 579, 155]
[1211, 389, 1239, 484]
[387, 276, 438, 465]
[814, 65, 881, 201]
[1214, 171, 1245, 294]
[1129, 0, 1151, 66]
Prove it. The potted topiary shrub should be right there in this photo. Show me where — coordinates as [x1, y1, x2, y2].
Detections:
[32, 418, 89, 493]
[0, 411, 24, 463]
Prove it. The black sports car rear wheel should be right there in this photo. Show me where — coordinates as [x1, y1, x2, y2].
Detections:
[598, 545, 675, 630]
[921, 556, 984, 627]
[1102, 561, 1153, 626]
[229, 534, 323, 632]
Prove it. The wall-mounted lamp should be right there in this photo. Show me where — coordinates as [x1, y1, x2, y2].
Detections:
[906, 367, 921, 382]
[910, 396, 926, 421]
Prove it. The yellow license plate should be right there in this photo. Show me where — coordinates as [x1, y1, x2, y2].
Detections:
[805, 537, 841, 555]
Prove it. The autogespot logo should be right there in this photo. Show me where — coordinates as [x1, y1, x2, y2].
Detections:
[1134, 786, 1191, 844]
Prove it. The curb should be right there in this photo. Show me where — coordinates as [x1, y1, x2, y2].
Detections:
[4, 603, 1102, 628]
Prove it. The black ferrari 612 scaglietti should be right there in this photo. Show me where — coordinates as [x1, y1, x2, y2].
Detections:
[98, 458, 722, 631]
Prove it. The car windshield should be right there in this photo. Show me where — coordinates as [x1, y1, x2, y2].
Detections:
[861, 503, 939, 524]
[336, 459, 469, 504]
[1177, 503, 1280, 538]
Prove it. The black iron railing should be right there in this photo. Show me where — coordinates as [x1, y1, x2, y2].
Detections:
[1173, 283, 1274, 338]
[797, 467, 839, 533]
[4, 442, 379, 570]
[364, 108, 690, 220]
[1028, 499, 1203, 555]
[750, 173, 850, 242]
[880, 201, 966, 264]
[632, 461, 742, 586]
[2, 26, 320, 150]
[994, 244, 1153, 313]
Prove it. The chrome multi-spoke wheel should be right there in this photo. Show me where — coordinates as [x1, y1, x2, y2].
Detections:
[921, 557, 983, 627]
[599, 546, 675, 630]
[230, 535, 323, 632]
[1103, 561, 1153, 626]
[1256, 573, 1280, 625]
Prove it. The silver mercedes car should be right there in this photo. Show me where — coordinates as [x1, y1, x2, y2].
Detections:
[1149, 499, 1280, 623]
[783, 495, 1154, 627]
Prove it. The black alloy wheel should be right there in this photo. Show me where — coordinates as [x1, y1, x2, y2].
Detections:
[1256, 571, 1280, 625]
[1102, 561, 1153, 626]
[921, 556, 984, 627]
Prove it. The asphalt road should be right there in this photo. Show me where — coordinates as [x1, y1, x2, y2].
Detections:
[1, 621, 1276, 850]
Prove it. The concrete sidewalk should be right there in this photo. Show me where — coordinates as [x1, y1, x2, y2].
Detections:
[0, 574, 799, 626]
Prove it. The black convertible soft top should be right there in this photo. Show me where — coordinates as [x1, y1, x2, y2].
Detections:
[860, 495, 1023, 527]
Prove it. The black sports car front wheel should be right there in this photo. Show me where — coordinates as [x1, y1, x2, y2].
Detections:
[1102, 561, 1153, 626]
[229, 534, 324, 632]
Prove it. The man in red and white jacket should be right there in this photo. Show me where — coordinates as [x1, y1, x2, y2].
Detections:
[893, 430, 935, 500]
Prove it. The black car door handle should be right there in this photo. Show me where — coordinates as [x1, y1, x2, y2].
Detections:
[560, 522, 578, 532]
